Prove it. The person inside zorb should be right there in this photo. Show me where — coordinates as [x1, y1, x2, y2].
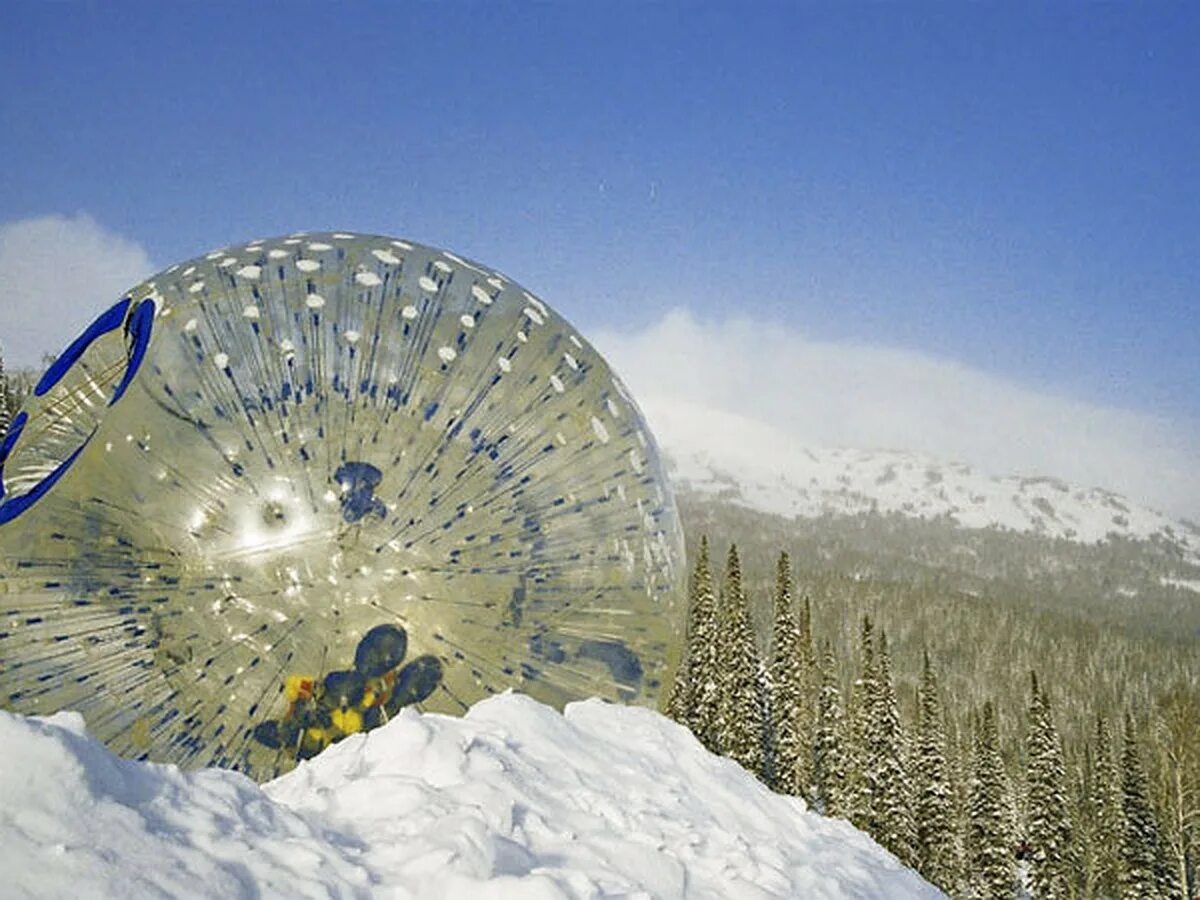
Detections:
[252, 624, 442, 760]
[0, 231, 684, 780]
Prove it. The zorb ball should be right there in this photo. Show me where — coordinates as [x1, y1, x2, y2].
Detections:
[0, 232, 685, 779]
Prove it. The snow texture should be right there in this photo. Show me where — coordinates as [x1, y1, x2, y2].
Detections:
[0, 693, 941, 899]
[652, 400, 1200, 562]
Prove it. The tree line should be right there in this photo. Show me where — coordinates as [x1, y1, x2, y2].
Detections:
[0, 350, 13, 438]
[666, 537, 1199, 899]
[0, 349, 36, 440]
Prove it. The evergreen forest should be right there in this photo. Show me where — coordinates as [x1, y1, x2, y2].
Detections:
[666, 534, 1199, 899]
[0, 353, 34, 436]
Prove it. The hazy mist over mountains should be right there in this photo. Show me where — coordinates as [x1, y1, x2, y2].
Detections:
[593, 310, 1200, 525]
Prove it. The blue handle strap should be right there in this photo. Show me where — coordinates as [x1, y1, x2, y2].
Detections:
[0, 297, 156, 525]
[34, 297, 132, 397]
[110, 298, 156, 405]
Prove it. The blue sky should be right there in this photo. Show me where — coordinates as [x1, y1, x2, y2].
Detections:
[1, 2, 1197, 512]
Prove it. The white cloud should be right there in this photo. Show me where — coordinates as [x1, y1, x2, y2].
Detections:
[592, 309, 1200, 522]
[0, 214, 154, 368]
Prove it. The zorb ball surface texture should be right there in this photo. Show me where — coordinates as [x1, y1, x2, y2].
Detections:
[0, 232, 684, 779]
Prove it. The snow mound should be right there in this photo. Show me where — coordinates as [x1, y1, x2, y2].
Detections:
[0, 693, 940, 899]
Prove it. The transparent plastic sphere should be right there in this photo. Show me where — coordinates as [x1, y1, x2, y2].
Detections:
[0, 232, 684, 779]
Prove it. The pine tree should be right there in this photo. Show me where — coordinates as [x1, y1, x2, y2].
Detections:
[847, 615, 877, 831]
[797, 594, 817, 773]
[868, 631, 917, 865]
[914, 650, 959, 892]
[767, 551, 808, 796]
[1070, 739, 1101, 899]
[1150, 686, 1200, 900]
[1121, 715, 1168, 900]
[665, 655, 690, 722]
[798, 594, 813, 660]
[666, 544, 700, 723]
[1092, 715, 1124, 897]
[968, 701, 1016, 899]
[1025, 673, 1072, 899]
[946, 713, 973, 899]
[813, 640, 849, 817]
[676, 537, 721, 754]
[715, 544, 765, 777]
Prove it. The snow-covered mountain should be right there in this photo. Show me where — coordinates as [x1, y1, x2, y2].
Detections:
[0, 694, 940, 899]
[650, 401, 1200, 563]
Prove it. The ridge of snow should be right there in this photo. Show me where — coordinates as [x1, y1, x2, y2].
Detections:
[0, 694, 941, 899]
[649, 399, 1200, 561]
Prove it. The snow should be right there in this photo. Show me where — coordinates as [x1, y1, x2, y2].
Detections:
[649, 398, 1200, 561]
[1162, 576, 1200, 594]
[0, 693, 941, 899]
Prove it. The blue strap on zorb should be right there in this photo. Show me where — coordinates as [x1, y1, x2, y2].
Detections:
[0, 297, 156, 525]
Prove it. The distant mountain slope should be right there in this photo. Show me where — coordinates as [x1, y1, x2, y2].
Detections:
[647, 402, 1200, 636]
[654, 418, 1200, 563]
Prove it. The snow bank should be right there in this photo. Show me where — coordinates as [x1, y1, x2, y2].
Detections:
[0, 694, 941, 899]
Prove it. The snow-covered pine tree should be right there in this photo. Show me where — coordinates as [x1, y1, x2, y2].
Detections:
[914, 649, 959, 892]
[946, 712, 973, 899]
[968, 701, 1016, 899]
[715, 543, 765, 777]
[1025, 673, 1072, 899]
[677, 537, 721, 754]
[797, 594, 817, 786]
[869, 631, 916, 866]
[798, 594, 813, 657]
[767, 551, 807, 796]
[1069, 739, 1099, 898]
[1089, 715, 1124, 896]
[1150, 687, 1200, 900]
[846, 615, 877, 832]
[665, 540, 701, 723]
[665, 629, 689, 726]
[664, 657, 690, 722]
[814, 640, 849, 817]
[1120, 714, 1168, 900]
[1153, 818, 1182, 900]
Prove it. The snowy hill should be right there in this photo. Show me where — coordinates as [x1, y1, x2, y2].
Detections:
[648, 400, 1200, 562]
[0, 693, 940, 899]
